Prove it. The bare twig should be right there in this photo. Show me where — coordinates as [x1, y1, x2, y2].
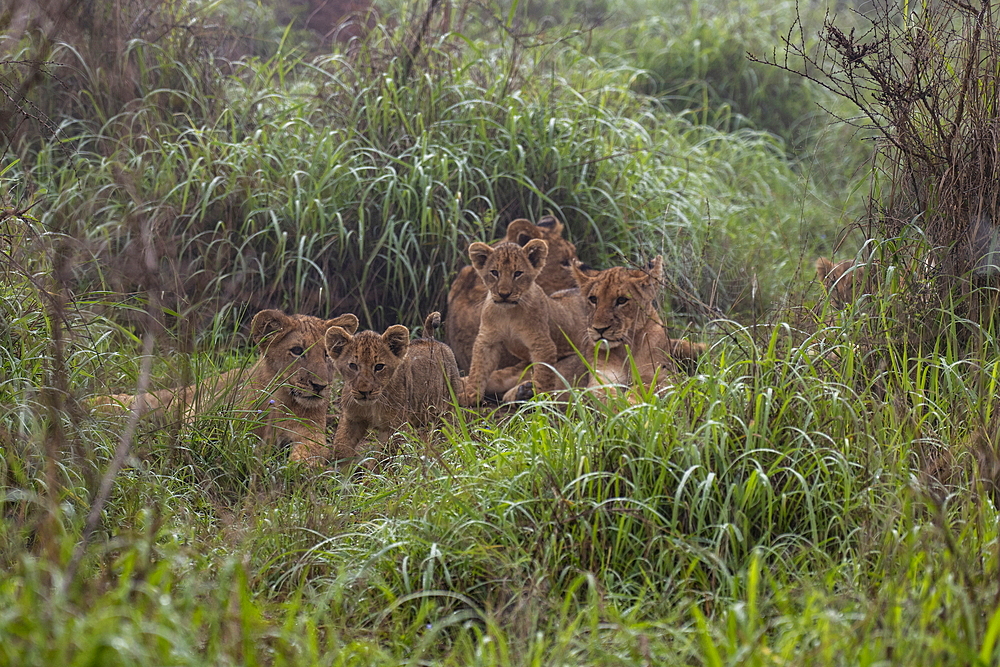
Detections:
[60, 169, 165, 592]
[60, 330, 156, 593]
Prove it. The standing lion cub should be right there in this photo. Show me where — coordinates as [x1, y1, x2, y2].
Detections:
[446, 215, 585, 372]
[459, 239, 587, 406]
[326, 312, 460, 467]
[91, 309, 360, 464]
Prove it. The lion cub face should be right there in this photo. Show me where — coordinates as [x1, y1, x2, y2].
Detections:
[468, 239, 548, 306]
[326, 325, 409, 403]
[252, 310, 359, 408]
[573, 257, 663, 350]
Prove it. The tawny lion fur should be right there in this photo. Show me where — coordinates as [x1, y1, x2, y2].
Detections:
[459, 239, 588, 406]
[91, 309, 360, 464]
[326, 311, 460, 465]
[572, 257, 706, 393]
[446, 215, 584, 373]
[815, 257, 865, 306]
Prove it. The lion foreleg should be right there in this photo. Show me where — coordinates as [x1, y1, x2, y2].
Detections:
[331, 417, 369, 468]
[461, 338, 503, 406]
[528, 337, 559, 394]
[484, 361, 530, 397]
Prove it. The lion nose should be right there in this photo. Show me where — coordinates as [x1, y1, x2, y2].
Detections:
[357, 390, 371, 399]
[594, 325, 611, 337]
[310, 381, 328, 394]
[497, 290, 512, 299]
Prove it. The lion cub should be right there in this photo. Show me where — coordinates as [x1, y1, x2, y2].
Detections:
[815, 257, 864, 307]
[459, 240, 587, 406]
[91, 309, 359, 464]
[572, 257, 705, 393]
[326, 312, 460, 466]
[446, 215, 584, 372]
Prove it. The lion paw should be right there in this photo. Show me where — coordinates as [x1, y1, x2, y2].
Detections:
[502, 381, 534, 403]
[458, 389, 480, 407]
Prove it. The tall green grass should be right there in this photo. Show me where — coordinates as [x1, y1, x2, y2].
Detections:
[4, 288, 1000, 664]
[7, 0, 859, 343]
[13, 0, 986, 664]
[588, 0, 848, 144]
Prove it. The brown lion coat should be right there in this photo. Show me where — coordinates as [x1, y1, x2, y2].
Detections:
[91, 309, 360, 464]
[573, 258, 705, 394]
[445, 216, 584, 372]
[815, 257, 864, 307]
[326, 312, 460, 465]
[459, 240, 588, 405]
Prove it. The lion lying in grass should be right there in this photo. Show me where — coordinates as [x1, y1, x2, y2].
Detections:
[325, 311, 460, 467]
[572, 257, 706, 394]
[91, 309, 359, 464]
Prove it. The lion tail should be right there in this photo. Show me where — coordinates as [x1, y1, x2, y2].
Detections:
[423, 311, 443, 339]
[667, 338, 707, 360]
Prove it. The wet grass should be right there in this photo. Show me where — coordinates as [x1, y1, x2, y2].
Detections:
[7, 0, 861, 338]
[7, 0, 989, 664]
[3, 294, 1000, 664]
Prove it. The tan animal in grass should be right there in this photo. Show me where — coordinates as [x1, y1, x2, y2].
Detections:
[572, 257, 706, 393]
[815, 257, 865, 306]
[446, 215, 585, 373]
[326, 312, 460, 466]
[91, 310, 359, 464]
[458, 240, 588, 406]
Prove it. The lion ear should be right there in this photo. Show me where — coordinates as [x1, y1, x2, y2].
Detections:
[326, 313, 359, 335]
[571, 260, 594, 289]
[325, 326, 353, 360]
[251, 309, 293, 348]
[816, 257, 837, 285]
[632, 256, 664, 296]
[536, 214, 564, 238]
[504, 219, 540, 247]
[523, 238, 548, 271]
[382, 325, 410, 359]
[646, 255, 663, 282]
[469, 242, 493, 271]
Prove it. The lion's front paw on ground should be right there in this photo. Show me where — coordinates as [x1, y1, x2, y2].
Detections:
[501, 381, 534, 403]
[458, 389, 481, 406]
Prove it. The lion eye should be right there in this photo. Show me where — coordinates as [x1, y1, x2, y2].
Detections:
[374, 363, 386, 372]
[490, 270, 499, 278]
[616, 297, 629, 306]
[513, 271, 523, 278]
[588, 295, 598, 305]
[348, 362, 358, 371]
[290, 346, 305, 356]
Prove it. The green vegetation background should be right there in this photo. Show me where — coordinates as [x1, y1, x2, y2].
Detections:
[4, 0, 999, 664]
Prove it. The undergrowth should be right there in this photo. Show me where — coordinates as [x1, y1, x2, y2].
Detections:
[3, 285, 1000, 664]
[9, 0, 996, 665]
[5, 0, 860, 339]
